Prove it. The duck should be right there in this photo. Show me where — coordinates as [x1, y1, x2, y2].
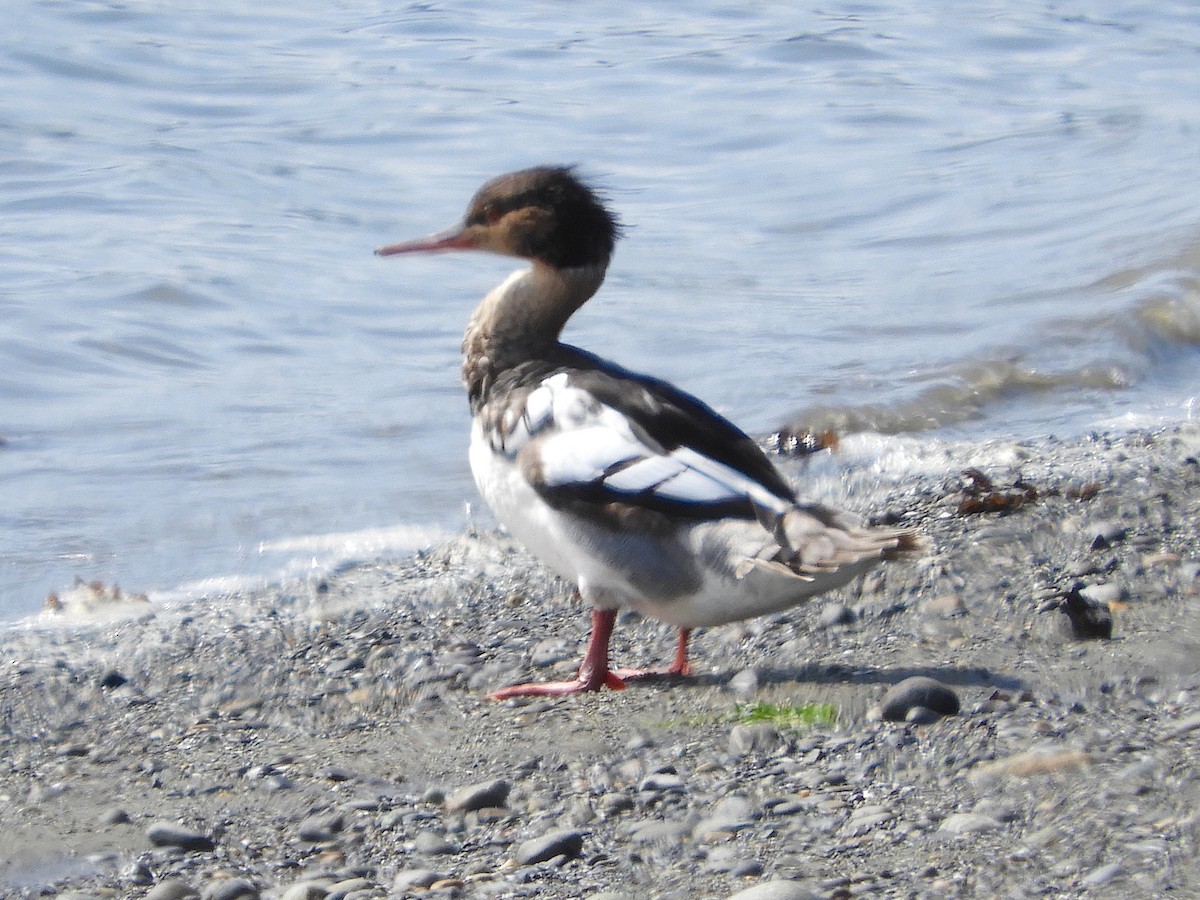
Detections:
[376, 166, 917, 699]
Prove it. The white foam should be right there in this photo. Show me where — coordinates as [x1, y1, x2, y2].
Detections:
[258, 523, 448, 557]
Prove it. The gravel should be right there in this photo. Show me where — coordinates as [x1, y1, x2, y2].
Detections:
[2, 425, 1199, 898]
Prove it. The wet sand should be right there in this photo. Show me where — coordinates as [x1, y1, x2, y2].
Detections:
[2, 425, 1199, 899]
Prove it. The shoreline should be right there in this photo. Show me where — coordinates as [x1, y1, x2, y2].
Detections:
[2, 424, 1199, 899]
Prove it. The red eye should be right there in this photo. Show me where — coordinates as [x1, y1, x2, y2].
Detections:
[484, 204, 503, 224]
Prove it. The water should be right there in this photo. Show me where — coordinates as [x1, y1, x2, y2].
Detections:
[3, 1, 1199, 620]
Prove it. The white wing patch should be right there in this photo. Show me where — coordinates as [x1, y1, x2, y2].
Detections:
[603, 455, 683, 492]
[649, 464, 741, 505]
[668, 446, 789, 513]
[536, 421, 643, 487]
[499, 374, 782, 514]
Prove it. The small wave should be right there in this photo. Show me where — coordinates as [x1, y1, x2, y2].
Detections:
[1076, 230, 1200, 354]
[119, 283, 227, 309]
[1123, 266, 1200, 352]
[786, 356, 1135, 436]
[785, 232, 1200, 437]
[76, 336, 207, 371]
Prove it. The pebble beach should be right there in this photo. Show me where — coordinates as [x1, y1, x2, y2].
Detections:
[3, 425, 1199, 900]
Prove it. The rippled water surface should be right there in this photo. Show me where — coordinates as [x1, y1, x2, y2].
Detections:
[3, 1, 1200, 617]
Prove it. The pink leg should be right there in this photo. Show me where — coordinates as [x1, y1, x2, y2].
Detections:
[488, 607, 627, 700]
[670, 627, 693, 676]
[615, 628, 693, 680]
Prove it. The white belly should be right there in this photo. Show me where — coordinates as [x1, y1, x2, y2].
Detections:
[469, 421, 586, 583]
[467, 422, 847, 628]
[469, 421, 699, 613]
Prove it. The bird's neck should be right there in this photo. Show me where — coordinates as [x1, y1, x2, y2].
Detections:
[462, 261, 606, 409]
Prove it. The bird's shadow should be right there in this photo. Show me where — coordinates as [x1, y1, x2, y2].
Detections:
[639, 662, 1026, 694]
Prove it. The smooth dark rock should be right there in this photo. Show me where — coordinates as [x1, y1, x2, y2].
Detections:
[880, 677, 960, 722]
[297, 812, 344, 842]
[145, 821, 215, 852]
[1088, 521, 1127, 550]
[98, 668, 128, 689]
[514, 828, 586, 865]
[445, 778, 510, 812]
[731, 859, 765, 877]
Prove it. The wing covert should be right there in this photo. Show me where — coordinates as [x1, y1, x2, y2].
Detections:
[516, 375, 782, 521]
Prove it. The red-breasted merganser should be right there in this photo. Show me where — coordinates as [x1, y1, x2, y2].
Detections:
[377, 166, 917, 699]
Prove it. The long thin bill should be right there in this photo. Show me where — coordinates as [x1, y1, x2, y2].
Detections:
[375, 223, 474, 256]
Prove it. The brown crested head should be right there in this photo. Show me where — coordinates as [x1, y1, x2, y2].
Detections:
[376, 166, 621, 273]
[460, 166, 621, 269]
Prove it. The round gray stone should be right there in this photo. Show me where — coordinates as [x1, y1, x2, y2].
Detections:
[729, 723, 782, 755]
[392, 869, 447, 891]
[297, 811, 344, 842]
[880, 676, 960, 722]
[278, 881, 331, 900]
[144, 880, 200, 900]
[938, 812, 1003, 835]
[445, 778, 510, 812]
[725, 880, 820, 900]
[638, 772, 685, 792]
[514, 828, 586, 865]
[413, 829, 458, 855]
[200, 878, 258, 900]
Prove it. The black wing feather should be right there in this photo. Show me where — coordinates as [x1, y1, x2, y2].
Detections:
[490, 345, 797, 505]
